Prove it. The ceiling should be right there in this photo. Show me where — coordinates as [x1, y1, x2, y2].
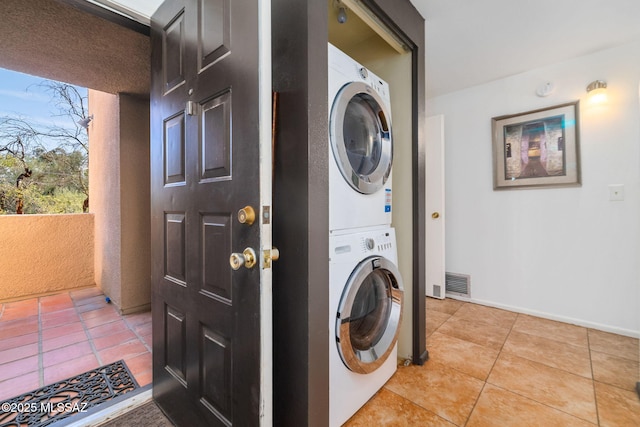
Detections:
[2, 0, 149, 95]
[411, 0, 640, 98]
[96, 0, 640, 98]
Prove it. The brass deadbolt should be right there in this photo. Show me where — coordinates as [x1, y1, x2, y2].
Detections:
[238, 206, 256, 225]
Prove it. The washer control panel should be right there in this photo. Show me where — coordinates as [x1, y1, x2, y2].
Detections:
[330, 227, 397, 261]
[360, 231, 394, 253]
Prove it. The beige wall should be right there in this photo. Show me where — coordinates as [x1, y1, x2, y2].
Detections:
[119, 94, 151, 314]
[89, 91, 151, 314]
[0, 214, 94, 301]
[353, 45, 414, 359]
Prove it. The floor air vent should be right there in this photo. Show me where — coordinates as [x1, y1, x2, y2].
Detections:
[445, 272, 470, 297]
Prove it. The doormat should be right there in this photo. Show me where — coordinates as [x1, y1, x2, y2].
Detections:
[0, 360, 138, 427]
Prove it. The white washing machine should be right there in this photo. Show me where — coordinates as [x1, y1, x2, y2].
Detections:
[328, 43, 394, 234]
[329, 226, 403, 426]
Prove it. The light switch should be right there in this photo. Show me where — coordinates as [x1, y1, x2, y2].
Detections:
[609, 184, 624, 201]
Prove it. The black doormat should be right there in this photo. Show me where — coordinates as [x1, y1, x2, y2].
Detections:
[0, 360, 138, 427]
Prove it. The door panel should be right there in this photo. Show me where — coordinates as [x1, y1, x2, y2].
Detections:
[200, 90, 232, 181]
[425, 115, 445, 299]
[165, 305, 187, 384]
[165, 213, 186, 283]
[162, 11, 186, 93]
[198, 0, 230, 70]
[201, 327, 232, 419]
[164, 114, 186, 184]
[151, 0, 271, 425]
[202, 214, 232, 301]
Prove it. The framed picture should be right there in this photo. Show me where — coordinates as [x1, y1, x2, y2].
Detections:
[492, 101, 580, 190]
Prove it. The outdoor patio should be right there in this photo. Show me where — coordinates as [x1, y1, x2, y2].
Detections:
[0, 287, 152, 402]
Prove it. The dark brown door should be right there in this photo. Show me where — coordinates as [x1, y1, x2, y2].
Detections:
[150, 0, 272, 425]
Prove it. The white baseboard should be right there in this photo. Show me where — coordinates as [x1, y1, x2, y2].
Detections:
[445, 295, 640, 339]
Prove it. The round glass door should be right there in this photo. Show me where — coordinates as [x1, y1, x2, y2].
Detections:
[336, 256, 403, 374]
[330, 82, 392, 194]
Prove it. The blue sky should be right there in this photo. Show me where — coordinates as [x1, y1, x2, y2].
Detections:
[0, 67, 87, 130]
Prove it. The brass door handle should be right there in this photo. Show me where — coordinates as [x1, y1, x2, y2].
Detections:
[431, 212, 440, 219]
[230, 248, 257, 270]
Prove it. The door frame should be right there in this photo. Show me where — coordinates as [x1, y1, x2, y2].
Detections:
[272, 0, 425, 425]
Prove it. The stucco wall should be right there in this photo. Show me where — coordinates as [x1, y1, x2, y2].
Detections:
[89, 90, 122, 306]
[0, 214, 94, 301]
[119, 94, 151, 314]
[89, 90, 151, 314]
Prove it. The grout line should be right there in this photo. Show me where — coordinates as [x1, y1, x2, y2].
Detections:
[586, 329, 601, 426]
[486, 383, 596, 425]
[120, 312, 153, 385]
[37, 296, 44, 387]
[463, 381, 488, 427]
[471, 309, 518, 387]
[73, 290, 104, 366]
[121, 314, 153, 354]
[381, 387, 453, 424]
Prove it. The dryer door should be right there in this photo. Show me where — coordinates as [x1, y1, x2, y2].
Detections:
[330, 82, 392, 194]
[336, 256, 403, 374]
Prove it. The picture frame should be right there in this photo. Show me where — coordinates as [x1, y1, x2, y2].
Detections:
[491, 101, 580, 190]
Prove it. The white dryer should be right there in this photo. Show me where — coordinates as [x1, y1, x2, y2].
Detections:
[329, 226, 403, 426]
[328, 43, 394, 233]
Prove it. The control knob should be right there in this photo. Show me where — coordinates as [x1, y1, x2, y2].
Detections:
[365, 238, 375, 251]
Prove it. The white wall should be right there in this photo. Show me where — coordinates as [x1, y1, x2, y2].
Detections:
[427, 40, 640, 337]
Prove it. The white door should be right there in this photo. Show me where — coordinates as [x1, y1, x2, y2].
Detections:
[425, 115, 445, 298]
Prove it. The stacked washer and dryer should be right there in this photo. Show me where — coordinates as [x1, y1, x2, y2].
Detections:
[328, 43, 404, 426]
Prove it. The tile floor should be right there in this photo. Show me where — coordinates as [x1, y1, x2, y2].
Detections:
[345, 297, 640, 426]
[0, 287, 152, 402]
[2, 292, 639, 426]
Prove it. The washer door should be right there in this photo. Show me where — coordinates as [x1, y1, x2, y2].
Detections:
[336, 256, 403, 374]
[330, 81, 392, 194]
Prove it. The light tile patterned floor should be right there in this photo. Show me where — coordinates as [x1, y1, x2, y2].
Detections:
[345, 298, 640, 426]
[0, 287, 152, 402]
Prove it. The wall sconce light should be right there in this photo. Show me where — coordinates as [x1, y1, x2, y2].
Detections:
[77, 114, 94, 129]
[586, 80, 607, 104]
